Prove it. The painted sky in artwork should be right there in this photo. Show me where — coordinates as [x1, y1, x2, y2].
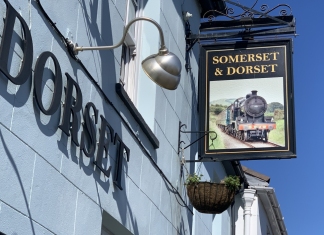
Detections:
[210, 77, 284, 103]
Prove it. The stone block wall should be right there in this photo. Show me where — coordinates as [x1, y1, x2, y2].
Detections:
[0, 0, 204, 234]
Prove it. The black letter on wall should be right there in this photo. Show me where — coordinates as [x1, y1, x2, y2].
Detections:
[0, 0, 33, 85]
[94, 115, 114, 177]
[114, 133, 130, 190]
[34, 51, 62, 115]
[80, 102, 98, 157]
[58, 73, 83, 146]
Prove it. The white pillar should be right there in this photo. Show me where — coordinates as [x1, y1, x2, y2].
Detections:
[241, 189, 256, 235]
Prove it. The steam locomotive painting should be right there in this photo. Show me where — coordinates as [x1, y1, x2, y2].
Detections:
[217, 90, 276, 142]
[200, 41, 295, 160]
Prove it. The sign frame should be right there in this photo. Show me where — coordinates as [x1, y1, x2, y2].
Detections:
[198, 39, 296, 161]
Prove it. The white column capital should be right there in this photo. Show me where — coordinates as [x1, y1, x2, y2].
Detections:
[241, 189, 256, 235]
[241, 189, 256, 209]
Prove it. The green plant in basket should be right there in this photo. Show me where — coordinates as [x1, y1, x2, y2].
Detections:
[185, 174, 240, 214]
[185, 173, 203, 185]
[223, 175, 240, 192]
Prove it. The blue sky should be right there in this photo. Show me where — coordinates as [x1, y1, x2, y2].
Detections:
[241, 0, 324, 234]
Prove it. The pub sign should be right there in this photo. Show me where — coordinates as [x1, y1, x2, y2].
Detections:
[198, 39, 296, 160]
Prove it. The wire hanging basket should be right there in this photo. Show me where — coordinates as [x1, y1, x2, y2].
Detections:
[186, 182, 235, 214]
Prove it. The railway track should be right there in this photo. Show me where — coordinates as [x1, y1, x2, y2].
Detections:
[244, 141, 281, 148]
[218, 125, 281, 148]
[264, 141, 281, 147]
[215, 124, 283, 149]
[233, 138, 281, 148]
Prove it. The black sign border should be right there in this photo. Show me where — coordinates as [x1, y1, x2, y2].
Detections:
[198, 39, 296, 161]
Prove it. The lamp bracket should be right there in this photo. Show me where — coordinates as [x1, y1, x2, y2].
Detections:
[68, 17, 167, 55]
[178, 121, 217, 155]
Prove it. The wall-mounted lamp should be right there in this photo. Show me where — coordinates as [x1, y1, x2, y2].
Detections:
[69, 17, 181, 90]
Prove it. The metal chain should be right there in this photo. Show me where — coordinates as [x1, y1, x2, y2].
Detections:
[180, 148, 189, 175]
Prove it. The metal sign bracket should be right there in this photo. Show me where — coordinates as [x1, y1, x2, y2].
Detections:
[186, 0, 296, 51]
[178, 122, 217, 157]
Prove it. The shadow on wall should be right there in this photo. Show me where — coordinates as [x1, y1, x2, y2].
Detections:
[112, 188, 140, 235]
[78, 1, 140, 232]
[0, 131, 36, 234]
[79, 0, 117, 102]
[30, 0, 117, 185]
[0, 30, 31, 108]
[0, 1, 134, 232]
[0, 3, 207, 235]
[142, 0, 183, 17]
[184, 6, 202, 234]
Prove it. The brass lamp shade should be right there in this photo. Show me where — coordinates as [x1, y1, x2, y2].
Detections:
[142, 51, 181, 90]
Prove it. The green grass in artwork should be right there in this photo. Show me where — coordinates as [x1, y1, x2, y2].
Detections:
[209, 112, 224, 150]
[264, 111, 274, 117]
[268, 119, 285, 146]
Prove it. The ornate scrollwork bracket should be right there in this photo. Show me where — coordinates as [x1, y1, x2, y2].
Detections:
[186, 0, 296, 51]
[203, 0, 292, 23]
[178, 122, 217, 156]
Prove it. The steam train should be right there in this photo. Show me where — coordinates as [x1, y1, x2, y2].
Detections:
[217, 90, 276, 142]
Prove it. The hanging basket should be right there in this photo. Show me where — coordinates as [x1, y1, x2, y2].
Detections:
[186, 182, 235, 214]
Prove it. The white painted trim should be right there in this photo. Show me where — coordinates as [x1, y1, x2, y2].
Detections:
[241, 189, 256, 235]
[249, 186, 288, 235]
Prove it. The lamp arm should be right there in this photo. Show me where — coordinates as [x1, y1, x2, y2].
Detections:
[74, 17, 167, 54]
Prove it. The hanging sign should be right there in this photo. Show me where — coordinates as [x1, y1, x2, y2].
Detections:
[198, 40, 296, 161]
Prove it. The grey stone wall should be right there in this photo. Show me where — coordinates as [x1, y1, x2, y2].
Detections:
[0, 0, 205, 234]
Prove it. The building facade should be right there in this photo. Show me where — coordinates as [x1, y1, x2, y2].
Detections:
[0, 0, 287, 234]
